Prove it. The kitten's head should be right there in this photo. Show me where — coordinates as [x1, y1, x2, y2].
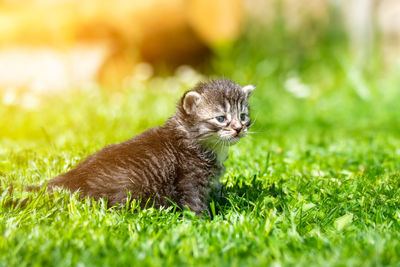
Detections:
[179, 79, 255, 146]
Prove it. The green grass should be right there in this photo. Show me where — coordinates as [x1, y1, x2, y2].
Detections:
[2, 22, 400, 266]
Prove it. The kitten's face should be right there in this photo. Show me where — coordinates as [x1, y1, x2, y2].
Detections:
[182, 80, 254, 146]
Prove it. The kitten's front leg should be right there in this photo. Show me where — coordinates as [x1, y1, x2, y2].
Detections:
[180, 189, 209, 216]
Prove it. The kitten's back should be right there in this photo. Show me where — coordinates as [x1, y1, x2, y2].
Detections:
[47, 126, 181, 207]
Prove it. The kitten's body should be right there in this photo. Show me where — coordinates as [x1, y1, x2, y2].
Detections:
[44, 79, 254, 215]
[49, 120, 221, 212]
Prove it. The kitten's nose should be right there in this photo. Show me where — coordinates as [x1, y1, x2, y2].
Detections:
[231, 121, 243, 134]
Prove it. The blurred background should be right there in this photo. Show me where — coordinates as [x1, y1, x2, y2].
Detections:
[1, 0, 400, 143]
[1, 0, 400, 92]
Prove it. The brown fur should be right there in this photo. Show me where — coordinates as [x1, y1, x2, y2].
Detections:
[40, 79, 254, 215]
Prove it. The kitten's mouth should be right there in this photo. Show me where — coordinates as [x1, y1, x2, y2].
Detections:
[217, 130, 245, 145]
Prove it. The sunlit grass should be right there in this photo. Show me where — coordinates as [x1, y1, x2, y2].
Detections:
[2, 24, 400, 266]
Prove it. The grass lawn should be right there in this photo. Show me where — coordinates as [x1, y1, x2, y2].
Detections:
[1, 25, 400, 266]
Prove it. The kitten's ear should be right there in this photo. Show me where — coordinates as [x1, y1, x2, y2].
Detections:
[182, 91, 201, 114]
[242, 84, 255, 98]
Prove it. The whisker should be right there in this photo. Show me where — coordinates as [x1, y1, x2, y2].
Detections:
[211, 139, 221, 151]
[248, 120, 257, 129]
[252, 112, 259, 124]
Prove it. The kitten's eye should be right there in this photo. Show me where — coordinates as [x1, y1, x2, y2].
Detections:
[240, 113, 247, 121]
[216, 116, 226, 123]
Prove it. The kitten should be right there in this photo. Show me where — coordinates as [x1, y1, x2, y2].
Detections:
[41, 79, 254, 215]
